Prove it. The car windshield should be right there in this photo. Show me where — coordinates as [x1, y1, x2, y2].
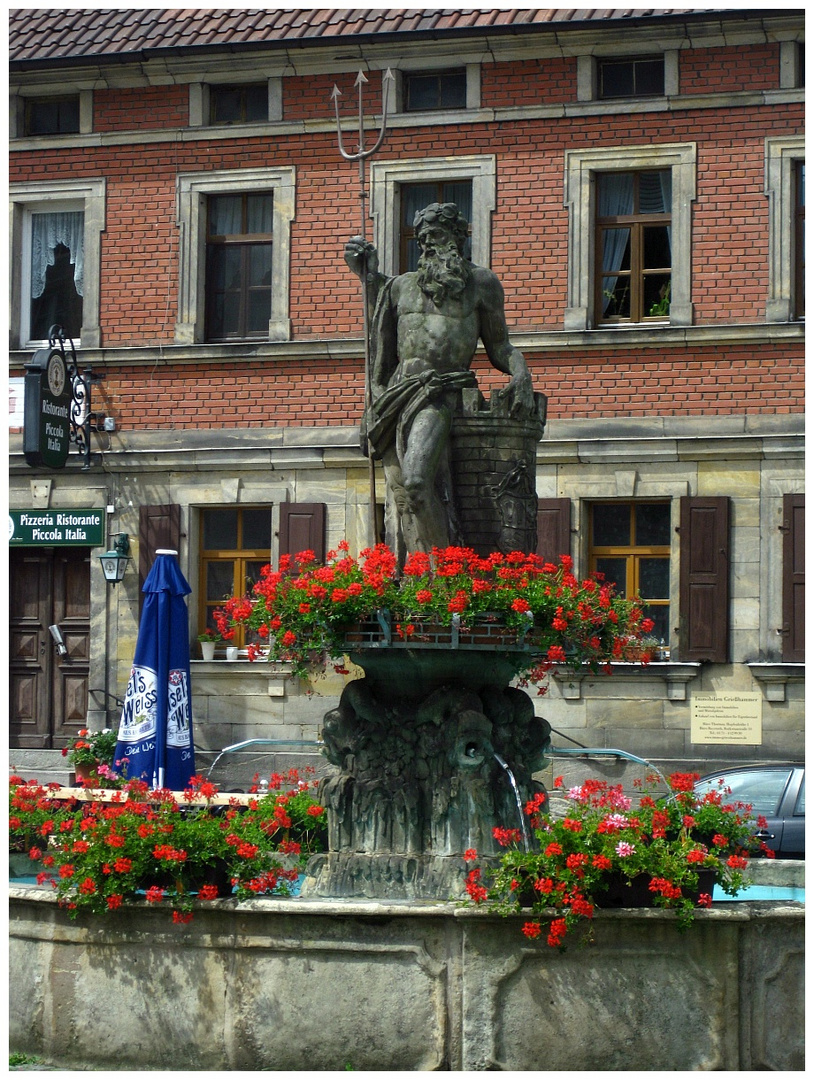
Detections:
[695, 768, 792, 815]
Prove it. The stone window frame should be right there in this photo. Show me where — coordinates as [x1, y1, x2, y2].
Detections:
[369, 155, 496, 278]
[9, 177, 106, 349]
[10, 89, 93, 140]
[765, 135, 805, 323]
[175, 167, 295, 344]
[564, 142, 696, 331]
[390, 64, 480, 116]
[576, 52, 678, 103]
[188, 79, 283, 127]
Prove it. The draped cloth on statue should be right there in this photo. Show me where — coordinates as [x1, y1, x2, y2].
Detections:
[363, 277, 477, 461]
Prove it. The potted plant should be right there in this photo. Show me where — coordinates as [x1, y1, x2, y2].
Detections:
[197, 628, 220, 660]
[8, 769, 327, 922]
[61, 728, 119, 786]
[213, 542, 654, 682]
[464, 771, 770, 948]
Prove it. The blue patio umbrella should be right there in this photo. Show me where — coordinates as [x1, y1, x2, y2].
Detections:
[113, 549, 195, 790]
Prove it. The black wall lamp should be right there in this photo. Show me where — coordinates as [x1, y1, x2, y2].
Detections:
[99, 533, 131, 585]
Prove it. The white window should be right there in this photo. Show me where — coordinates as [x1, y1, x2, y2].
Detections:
[9, 179, 106, 349]
[765, 136, 805, 323]
[564, 143, 696, 330]
[369, 155, 495, 277]
[176, 167, 295, 344]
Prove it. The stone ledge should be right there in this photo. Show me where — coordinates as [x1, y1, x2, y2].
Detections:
[7, 320, 804, 373]
[553, 662, 702, 700]
[747, 662, 805, 702]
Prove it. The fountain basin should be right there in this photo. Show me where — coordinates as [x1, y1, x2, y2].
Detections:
[9, 886, 803, 1071]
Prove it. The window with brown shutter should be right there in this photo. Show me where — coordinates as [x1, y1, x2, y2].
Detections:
[199, 506, 271, 648]
[782, 494, 804, 662]
[536, 499, 572, 566]
[588, 501, 672, 645]
[678, 496, 730, 662]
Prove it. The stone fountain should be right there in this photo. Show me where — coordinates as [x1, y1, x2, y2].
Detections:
[304, 203, 551, 899]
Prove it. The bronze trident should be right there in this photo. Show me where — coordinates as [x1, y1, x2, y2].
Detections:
[332, 68, 395, 547]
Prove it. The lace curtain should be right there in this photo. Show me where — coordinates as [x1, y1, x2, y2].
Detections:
[30, 212, 84, 298]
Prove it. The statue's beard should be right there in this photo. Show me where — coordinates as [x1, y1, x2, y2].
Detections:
[416, 242, 469, 305]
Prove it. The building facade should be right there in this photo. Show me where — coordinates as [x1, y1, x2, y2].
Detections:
[8, 8, 804, 779]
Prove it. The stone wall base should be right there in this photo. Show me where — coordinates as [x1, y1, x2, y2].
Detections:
[302, 851, 486, 900]
[9, 888, 803, 1071]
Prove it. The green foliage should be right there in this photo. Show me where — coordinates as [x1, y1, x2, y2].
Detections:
[61, 728, 119, 767]
[8, 769, 327, 923]
[465, 771, 766, 948]
[215, 542, 655, 682]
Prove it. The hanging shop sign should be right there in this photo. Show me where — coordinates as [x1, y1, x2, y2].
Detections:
[23, 345, 72, 468]
[9, 508, 105, 547]
[22, 327, 104, 470]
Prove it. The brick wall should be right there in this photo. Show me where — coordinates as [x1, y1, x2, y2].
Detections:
[85, 341, 802, 431]
[9, 42, 803, 432]
[94, 85, 189, 131]
[10, 100, 803, 346]
[481, 56, 574, 107]
[680, 44, 779, 94]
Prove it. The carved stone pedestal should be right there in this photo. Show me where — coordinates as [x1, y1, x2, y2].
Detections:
[302, 645, 550, 900]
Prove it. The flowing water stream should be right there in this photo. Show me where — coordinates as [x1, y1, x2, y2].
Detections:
[493, 752, 531, 852]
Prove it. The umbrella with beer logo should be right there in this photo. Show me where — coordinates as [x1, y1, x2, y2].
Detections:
[113, 549, 195, 789]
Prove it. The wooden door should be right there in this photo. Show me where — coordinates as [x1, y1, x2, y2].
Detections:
[52, 549, 92, 744]
[9, 548, 91, 748]
[9, 551, 52, 747]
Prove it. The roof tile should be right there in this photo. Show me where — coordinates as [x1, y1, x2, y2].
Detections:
[7, 8, 737, 64]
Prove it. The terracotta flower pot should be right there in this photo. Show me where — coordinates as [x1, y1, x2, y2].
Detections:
[73, 761, 100, 787]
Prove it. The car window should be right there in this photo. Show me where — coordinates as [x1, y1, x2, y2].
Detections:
[794, 774, 805, 815]
[695, 769, 792, 815]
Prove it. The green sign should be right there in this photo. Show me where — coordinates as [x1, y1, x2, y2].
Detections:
[23, 347, 72, 468]
[9, 509, 105, 547]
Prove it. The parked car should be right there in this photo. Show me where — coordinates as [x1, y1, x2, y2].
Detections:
[694, 764, 805, 858]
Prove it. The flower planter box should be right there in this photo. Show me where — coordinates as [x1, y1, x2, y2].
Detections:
[341, 612, 538, 653]
[595, 869, 717, 908]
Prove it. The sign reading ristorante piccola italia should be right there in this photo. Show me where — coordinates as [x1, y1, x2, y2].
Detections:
[9, 509, 105, 547]
[23, 347, 72, 468]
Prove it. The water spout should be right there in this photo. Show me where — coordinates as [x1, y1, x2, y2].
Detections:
[493, 752, 530, 852]
[205, 737, 323, 780]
